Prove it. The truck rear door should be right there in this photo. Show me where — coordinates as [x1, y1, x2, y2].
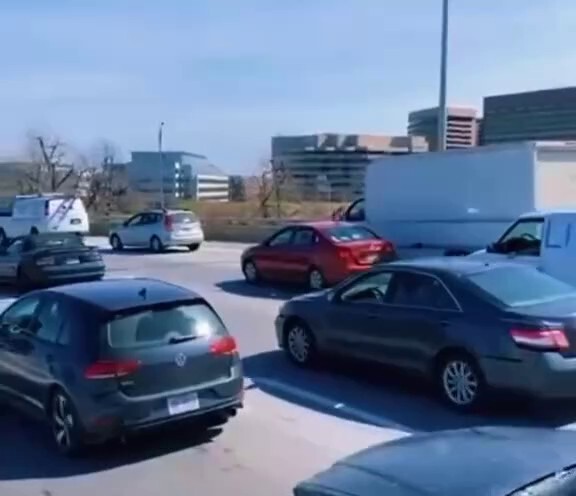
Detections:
[540, 213, 576, 287]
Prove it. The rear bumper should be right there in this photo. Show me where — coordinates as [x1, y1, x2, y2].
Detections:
[79, 375, 244, 441]
[325, 252, 398, 285]
[481, 352, 576, 400]
[162, 233, 204, 247]
[29, 262, 105, 285]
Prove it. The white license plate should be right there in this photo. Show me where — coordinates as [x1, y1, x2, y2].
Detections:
[167, 392, 199, 416]
[66, 258, 80, 264]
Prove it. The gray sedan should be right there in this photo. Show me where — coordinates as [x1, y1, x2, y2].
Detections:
[275, 258, 576, 411]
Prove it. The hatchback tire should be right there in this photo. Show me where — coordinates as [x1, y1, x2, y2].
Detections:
[308, 267, 326, 291]
[242, 260, 259, 284]
[187, 243, 200, 252]
[49, 391, 84, 457]
[436, 353, 486, 412]
[284, 320, 318, 367]
[150, 236, 164, 253]
[110, 234, 123, 251]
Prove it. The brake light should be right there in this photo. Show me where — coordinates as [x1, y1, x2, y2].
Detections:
[210, 336, 237, 355]
[510, 327, 569, 351]
[164, 215, 173, 232]
[84, 359, 141, 379]
[381, 241, 394, 253]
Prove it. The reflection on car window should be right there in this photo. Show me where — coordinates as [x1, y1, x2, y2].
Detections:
[268, 229, 294, 247]
[328, 225, 377, 243]
[500, 219, 544, 243]
[35, 300, 65, 343]
[292, 229, 317, 246]
[390, 273, 459, 311]
[511, 465, 576, 495]
[2, 297, 40, 331]
[341, 272, 393, 303]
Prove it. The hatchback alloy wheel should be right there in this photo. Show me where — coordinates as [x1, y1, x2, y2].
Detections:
[51, 392, 81, 455]
[243, 261, 258, 283]
[441, 358, 481, 409]
[150, 236, 163, 253]
[308, 269, 325, 290]
[110, 234, 123, 251]
[286, 323, 315, 366]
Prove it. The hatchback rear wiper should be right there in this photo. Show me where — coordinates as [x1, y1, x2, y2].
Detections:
[168, 335, 199, 345]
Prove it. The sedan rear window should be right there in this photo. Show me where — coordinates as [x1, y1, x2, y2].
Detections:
[105, 303, 226, 349]
[169, 212, 197, 224]
[23, 234, 84, 251]
[327, 226, 378, 243]
[466, 266, 576, 307]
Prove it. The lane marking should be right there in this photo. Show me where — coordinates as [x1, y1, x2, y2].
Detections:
[250, 376, 411, 433]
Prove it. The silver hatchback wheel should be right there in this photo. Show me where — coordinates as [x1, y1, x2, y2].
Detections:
[150, 236, 163, 253]
[308, 269, 325, 290]
[441, 359, 480, 407]
[286, 324, 314, 365]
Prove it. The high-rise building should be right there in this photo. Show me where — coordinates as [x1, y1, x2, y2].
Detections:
[482, 87, 576, 144]
[271, 133, 428, 202]
[408, 106, 480, 151]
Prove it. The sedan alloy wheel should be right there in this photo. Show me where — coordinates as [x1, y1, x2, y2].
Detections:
[286, 323, 316, 366]
[243, 260, 259, 283]
[440, 358, 482, 409]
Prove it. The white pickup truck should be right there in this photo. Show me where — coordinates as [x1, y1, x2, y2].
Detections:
[0, 194, 90, 244]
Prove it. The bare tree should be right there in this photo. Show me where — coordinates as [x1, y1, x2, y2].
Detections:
[257, 158, 289, 218]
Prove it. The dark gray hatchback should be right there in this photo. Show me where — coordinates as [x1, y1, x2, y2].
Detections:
[0, 278, 244, 455]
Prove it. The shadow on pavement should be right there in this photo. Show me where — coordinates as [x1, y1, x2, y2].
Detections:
[0, 411, 222, 481]
[99, 247, 189, 256]
[243, 350, 576, 433]
[216, 279, 304, 301]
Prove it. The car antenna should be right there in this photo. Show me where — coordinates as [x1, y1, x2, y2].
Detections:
[138, 287, 147, 299]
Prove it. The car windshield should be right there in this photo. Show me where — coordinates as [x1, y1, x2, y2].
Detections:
[466, 266, 576, 307]
[105, 302, 226, 349]
[327, 226, 378, 243]
[21, 234, 84, 251]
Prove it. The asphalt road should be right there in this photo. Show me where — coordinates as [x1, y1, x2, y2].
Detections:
[2, 239, 576, 496]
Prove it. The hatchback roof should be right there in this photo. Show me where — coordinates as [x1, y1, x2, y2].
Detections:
[45, 278, 200, 313]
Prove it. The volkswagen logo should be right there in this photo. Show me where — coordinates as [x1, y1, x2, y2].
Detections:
[175, 353, 187, 367]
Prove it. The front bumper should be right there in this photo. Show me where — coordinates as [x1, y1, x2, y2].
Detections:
[79, 376, 244, 441]
[481, 352, 576, 400]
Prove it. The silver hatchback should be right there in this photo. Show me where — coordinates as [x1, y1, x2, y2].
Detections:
[109, 209, 205, 252]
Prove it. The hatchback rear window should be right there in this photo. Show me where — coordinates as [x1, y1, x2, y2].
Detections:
[466, 266, 576, 307]
[169, 212, 197, 224]
[105, 302, 226, 349]
[327, 226, 379, 243]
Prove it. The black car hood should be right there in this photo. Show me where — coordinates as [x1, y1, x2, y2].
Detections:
[295, 427, 576, 496]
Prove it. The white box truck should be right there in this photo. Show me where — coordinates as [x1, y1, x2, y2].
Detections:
[341, 141, 576, 258]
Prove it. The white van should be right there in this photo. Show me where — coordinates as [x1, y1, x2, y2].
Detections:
[467, 210, 576, 286]
[0, 194, 90, 243]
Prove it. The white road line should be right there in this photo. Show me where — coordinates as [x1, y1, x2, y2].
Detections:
[250, 376, 411, 432]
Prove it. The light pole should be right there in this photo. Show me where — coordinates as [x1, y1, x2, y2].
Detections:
[158, 121, 165, 209]
[437, 0, 449, 151]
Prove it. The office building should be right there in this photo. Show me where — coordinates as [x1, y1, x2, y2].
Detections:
[482, 87, 576, 144]
[127, 151, 229, 202]
[271, 133, 428, 202]
[408, 106, 480, 150]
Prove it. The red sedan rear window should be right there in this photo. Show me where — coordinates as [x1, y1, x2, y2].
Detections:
[327, 226, 379, 243]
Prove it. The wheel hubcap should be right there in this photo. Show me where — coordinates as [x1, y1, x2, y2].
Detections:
[52, 395, 74, 449]
[309, 270, 323, 289]
[442, 360, 479, 406]
[288, 326, 310, 363]
[244, 262, 257, 281]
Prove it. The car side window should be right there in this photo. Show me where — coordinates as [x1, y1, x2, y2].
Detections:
[292, 229, 318, 246]
[1, 297, 41, 333]
[389, 273, 459, 311]
[33, 298, 66, 343]
[7, 239, 23, 255]
[346, 199, 365, 222]
[340, 271, 393, 304]
[126, 214, 143, 227]
[268, 229, 294, 247]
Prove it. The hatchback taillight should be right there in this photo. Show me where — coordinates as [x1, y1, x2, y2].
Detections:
[164, 215, 174, 232]
[210, 336, 238, 355]
[84, 359, 141, 379]
[510, 327, 569, 351]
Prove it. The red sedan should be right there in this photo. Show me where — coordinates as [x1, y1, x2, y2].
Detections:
[240, 222, 397, 290]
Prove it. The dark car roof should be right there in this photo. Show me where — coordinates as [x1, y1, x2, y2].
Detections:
[44, 278, 201, 313]
[295, 427, 576, 496]
[385, 257, 527, 277]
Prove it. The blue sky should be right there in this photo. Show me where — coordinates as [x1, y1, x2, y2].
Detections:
[1, 0, 575, 173]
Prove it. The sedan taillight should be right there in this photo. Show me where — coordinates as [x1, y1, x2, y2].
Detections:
[510, 327, 569, 351]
